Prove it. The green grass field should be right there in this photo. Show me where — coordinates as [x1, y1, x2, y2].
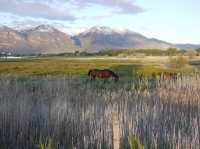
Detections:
[1, 56, 200, 148]
[0, 56, 197, 77]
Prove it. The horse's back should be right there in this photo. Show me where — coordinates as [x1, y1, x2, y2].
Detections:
[88, 68, 119, 81]
[161, 72, 178, 80]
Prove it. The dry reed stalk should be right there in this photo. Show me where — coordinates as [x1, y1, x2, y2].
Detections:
[112, 112, 120, 149]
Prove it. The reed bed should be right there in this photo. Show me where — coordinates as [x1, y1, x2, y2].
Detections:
[0, 76, 200, 149]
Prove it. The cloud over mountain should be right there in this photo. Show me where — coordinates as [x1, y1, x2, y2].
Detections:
[0, 0, 143, 24]
[0, 0, 76, 21]
[70, 0, 144, 14]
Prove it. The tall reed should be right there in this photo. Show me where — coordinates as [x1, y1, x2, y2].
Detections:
[0, 76, 199, 148]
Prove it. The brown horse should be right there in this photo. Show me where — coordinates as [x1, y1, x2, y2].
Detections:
[160, 72, 178, 80]
[88, 69, 119, 82]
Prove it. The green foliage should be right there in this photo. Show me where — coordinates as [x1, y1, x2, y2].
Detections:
[195, 48, 200, 53]
[0, 56, 196, 77]
[128, 135, 143, 149]
[135, 49, 164, 56]
[135, 65, 164, 77]
[97, 48, 184, 56]
[0, 58, 141, 76]
[38, 138, 54, 149]
[7, 48, 186, 57]
[166, 48, 178, 56]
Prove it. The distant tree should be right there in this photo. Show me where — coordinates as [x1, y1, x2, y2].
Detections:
[74, 50, 80, 56]
[0, 51, 8, 59]
[179, 49, 187, 55]
[135, 49, 162, 56]
[166, 48, 178, 56]
[186, 50, 197, 59]
[168, 55, 188, 68]
[195, 48, 200, 56]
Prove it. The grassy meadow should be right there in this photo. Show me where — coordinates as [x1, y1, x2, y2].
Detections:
[1, 56, 200, 149]
[0, 56, 197, 76]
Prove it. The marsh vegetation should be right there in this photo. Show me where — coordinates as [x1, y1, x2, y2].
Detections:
[0, 75, 200, 148]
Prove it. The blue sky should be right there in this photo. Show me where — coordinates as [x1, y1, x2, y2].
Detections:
[0, 0, 199, 44]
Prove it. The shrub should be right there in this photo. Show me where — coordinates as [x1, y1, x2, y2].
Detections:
[128, 135, 143, 149]
[38, 138, 54, 149]
[166, 48, 178, 56]
[186, 50, 197, 59]
[168, 55, 188, 68]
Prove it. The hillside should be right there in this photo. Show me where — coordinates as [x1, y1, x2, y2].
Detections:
[176, 43, 200, 49]
[0, 25, 177, 55]
[0, 25, 80, 55]
[74, 26, 174, 52]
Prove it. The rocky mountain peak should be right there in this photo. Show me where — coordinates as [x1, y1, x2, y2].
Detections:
[33, 25, 56, 32]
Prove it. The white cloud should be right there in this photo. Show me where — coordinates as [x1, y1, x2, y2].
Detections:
[0, 0, 76, 21]
[70, 0, 144, 14]
[0, 0, 143, 25]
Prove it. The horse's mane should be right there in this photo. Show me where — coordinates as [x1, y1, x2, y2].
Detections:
[107, 69, 119, 78]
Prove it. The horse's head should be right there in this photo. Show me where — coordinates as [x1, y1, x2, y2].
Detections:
[114, 75, 119, 82]
[88, 69, 93, 76]
[112, 72, 119, 82]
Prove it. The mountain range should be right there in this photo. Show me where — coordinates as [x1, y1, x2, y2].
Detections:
[0, 25, 199, 55]
[176, 44, 200, 50]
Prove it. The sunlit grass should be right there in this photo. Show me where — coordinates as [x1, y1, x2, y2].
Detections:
[0, 57, 196, 76]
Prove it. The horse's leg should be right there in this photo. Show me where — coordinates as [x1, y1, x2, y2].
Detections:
[104, 77, 108, 83]
[114, 77, 118, 82]
[90, 75, 95, 81]
[93, 76, 96, 81]
[90, 75, 93, 81]
[89, 75, 92, 80]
